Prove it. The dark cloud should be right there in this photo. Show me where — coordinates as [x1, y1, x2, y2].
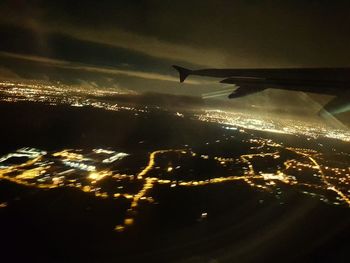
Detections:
[2, 0, 349, 67]
[0, 24, 194, 73]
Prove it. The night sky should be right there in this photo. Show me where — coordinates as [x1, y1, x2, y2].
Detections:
[0, 0, 349, 116]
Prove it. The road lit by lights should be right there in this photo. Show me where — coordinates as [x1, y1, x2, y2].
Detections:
[0, 141, 349, 232]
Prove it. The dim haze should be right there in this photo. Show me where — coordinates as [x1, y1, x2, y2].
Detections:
[0, 0, 349, 123]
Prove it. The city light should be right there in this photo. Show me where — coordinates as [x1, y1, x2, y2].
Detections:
[0, 141, 349, 232]
[0, 80, 349, 234]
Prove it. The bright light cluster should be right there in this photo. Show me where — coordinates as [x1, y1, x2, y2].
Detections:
[0, 138, 349, 232]
[197, 110, 350, 142]
[0, 80, 147, 114]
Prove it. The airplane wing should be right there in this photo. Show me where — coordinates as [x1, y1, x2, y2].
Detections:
[173, 65, 350, 116]
[172, 65, 192, 83]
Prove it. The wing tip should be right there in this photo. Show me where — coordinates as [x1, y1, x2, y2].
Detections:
[172, 65, 191, 83]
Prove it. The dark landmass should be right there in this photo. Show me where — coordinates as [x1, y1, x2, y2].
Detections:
[0, 179, 349, 263]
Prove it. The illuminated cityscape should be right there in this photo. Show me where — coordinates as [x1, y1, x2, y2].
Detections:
[1, 134, 349, 231]
[0, 80, 146, 113]
[196, 110, 350, 142]
[2, 80, 349, 143]
[0, 80, 349, 262]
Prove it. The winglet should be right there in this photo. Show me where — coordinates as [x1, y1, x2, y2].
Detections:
[172, 65, 192, 83]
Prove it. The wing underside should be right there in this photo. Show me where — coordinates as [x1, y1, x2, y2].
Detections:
[220, 77, 349, 115]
